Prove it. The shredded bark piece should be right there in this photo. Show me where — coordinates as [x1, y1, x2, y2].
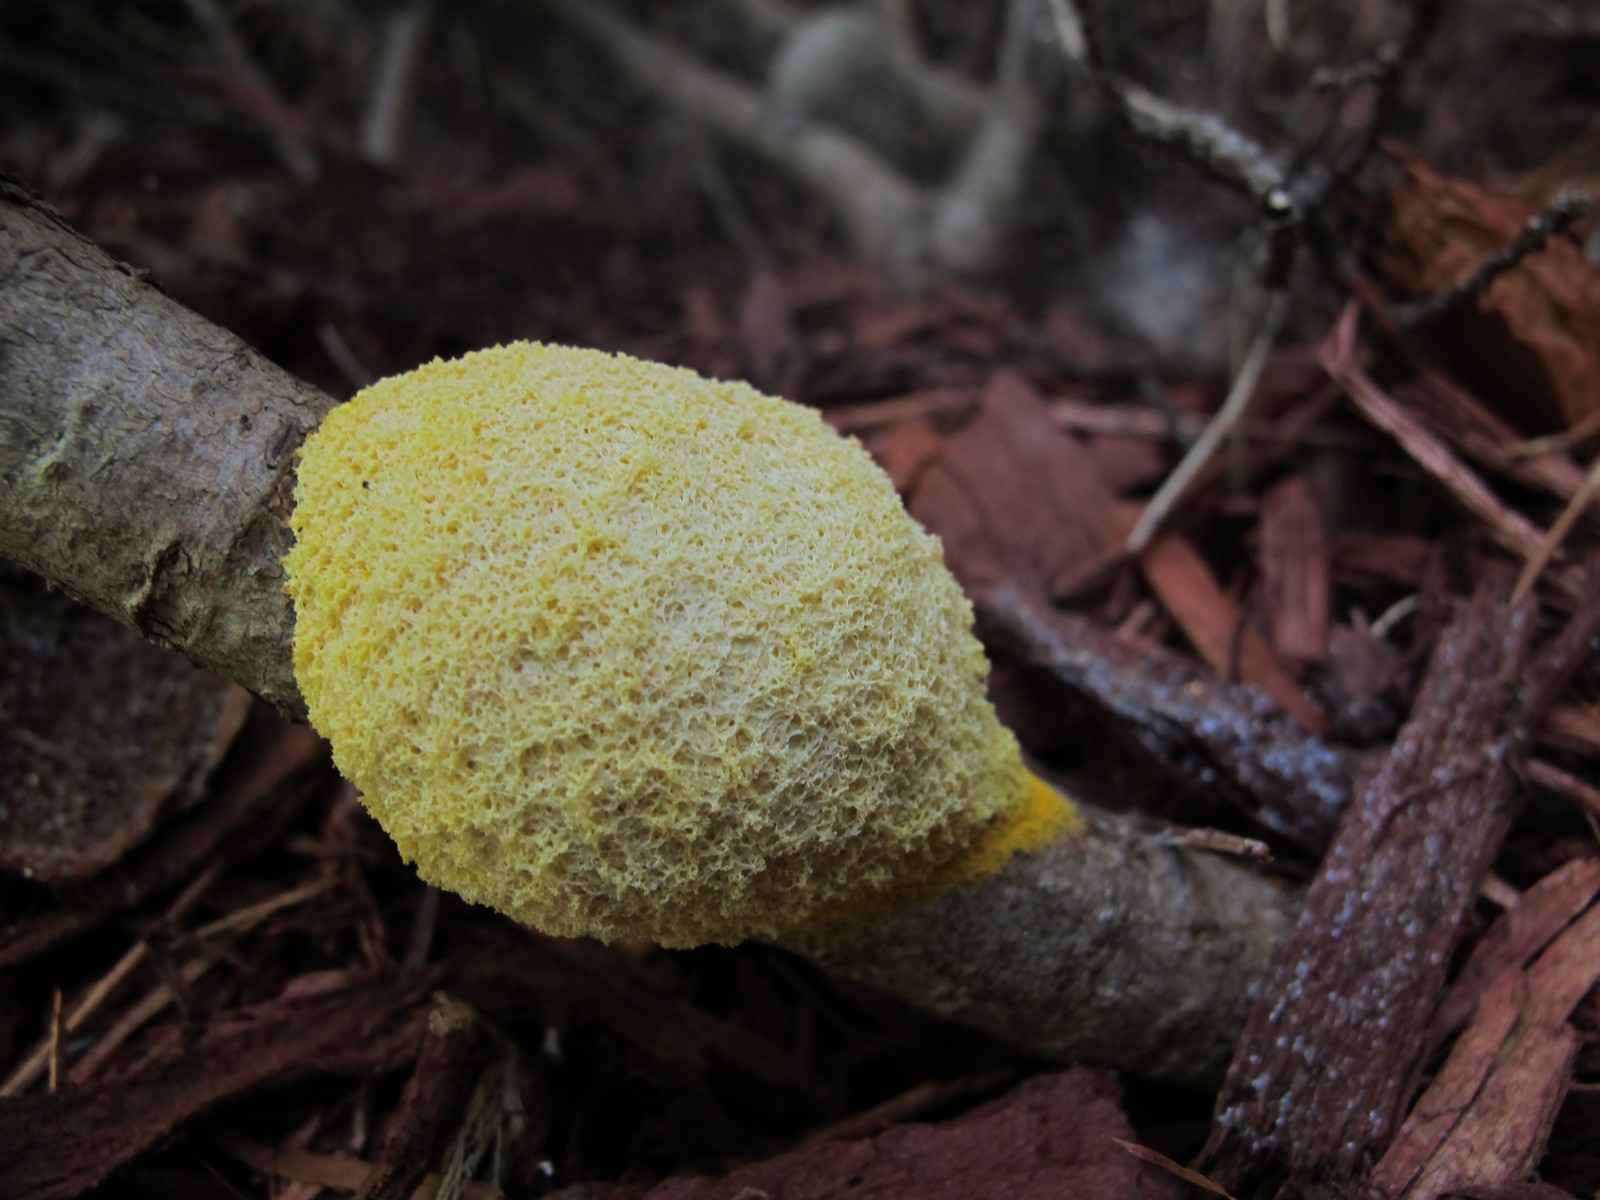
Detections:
[1372, 884, 1600, 1199]
[1140, 532, 1326, 732]
[95, 721, 328, 899]
[1258, 475, 1332, 666]
[908, 370, 1128, 593]
[355, 997, 485, 1200]
[543, 1070, 1182, 1200]
[0, 969, 438, 1200]
[1429, 858, 1600, 1045]
[1199, 573, 1600, 1194]
[1375, 149, 1600, 432]
[1323, 306, 1551, 568]
[0, 571, 251, 883]
[1446, 1185, 1588, 1200]
[214, 1132, 510, 1200]
[0, 720, 329, 970]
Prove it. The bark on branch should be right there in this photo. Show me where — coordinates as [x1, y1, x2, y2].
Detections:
[790, 803, 1296, 1085]
[0, 173, 329, 717]
[0, 182, 1297, 1084]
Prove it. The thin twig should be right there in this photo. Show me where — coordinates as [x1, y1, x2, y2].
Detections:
[1048, 0, 1444, 309]
[0, 862, 223, 1097]
[69, 956, 216, 1086]
[1335, 0, 1443, 178]
[70, 875, 338, 1085]
[1512, 452, 1600, 605]
[1370, 594, 1419, 641]
[1125, 290, 1290, 554]
[1394, 191, 1596, 327]
[1526, 758, 1600, 822]
[0, 872, 333, 1095]
[46, 990, 63, 1094]
[1513, 406, 1600, 461]
[360, 0, 435, 167]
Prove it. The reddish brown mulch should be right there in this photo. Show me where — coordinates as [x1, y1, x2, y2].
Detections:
[4, 2, 1600, 1197]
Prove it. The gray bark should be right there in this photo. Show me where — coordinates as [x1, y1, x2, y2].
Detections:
[0, 174, 330, 717]
[789, 805, 1298, 1087]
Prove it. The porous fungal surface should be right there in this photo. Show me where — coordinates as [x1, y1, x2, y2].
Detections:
[286, 343, 1032, 946]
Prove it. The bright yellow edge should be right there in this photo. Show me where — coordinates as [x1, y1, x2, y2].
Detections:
[795, 771, 1081, 932]
[931, 770, 1083, 890]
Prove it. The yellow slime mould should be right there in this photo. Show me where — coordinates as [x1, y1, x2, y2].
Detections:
[286, 343, 1076, 947]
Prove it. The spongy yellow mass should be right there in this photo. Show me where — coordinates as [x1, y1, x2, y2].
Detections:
[286, 342, 1059, 947]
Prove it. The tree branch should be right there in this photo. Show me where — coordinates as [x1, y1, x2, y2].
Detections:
[0, 175, 330, 717]
[0, 183, 1300, 1083]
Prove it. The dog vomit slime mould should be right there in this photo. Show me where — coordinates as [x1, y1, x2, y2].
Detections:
[285, 342, 1075, 947]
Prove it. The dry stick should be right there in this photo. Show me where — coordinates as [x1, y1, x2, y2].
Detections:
[1047, 0, 1574, 579]
[972, 581, 1353, 853]
[789, 803, 1297, 1085]
[1330, 0, 1443, 181]
[360, 0, 436, 167]
[1125, 289, 1289, 554]
[1044, 0, 1437, 311]
[0, 862, 223, 1097]
[1393, 190, 1595, 328]
[1045, 0, 1289, 208]
[1512, 452, 1600, 605]
[0, 183, 1304, 1085]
